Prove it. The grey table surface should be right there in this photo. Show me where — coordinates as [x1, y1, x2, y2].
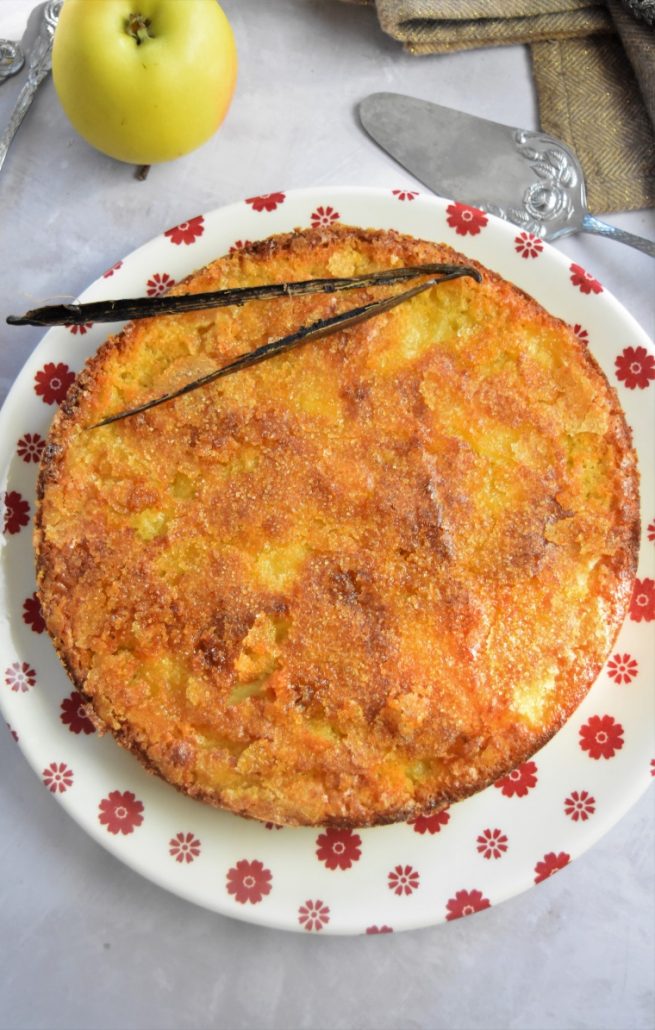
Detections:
[0, 2, 653, 1029]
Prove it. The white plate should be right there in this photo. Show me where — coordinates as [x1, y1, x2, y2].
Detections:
[1, 187, 653, 935]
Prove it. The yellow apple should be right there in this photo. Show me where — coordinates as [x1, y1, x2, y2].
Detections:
[52, 0, 237, 164]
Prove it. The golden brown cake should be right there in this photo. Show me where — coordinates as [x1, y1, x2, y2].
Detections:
[35, 225, 639, 826]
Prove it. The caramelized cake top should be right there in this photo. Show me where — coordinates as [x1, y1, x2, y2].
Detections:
[36, 226, 638, 825]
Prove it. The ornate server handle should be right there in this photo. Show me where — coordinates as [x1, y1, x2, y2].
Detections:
[0, 2, 61, 175]
[581, 213, 655, 258]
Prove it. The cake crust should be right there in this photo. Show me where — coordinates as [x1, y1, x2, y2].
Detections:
[36, 225, 639, 826]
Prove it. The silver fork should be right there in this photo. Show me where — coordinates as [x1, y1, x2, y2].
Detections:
[0, 39, 25, 83]
[0, 1, 62, 175]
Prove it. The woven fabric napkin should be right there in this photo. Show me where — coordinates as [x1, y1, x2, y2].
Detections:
[339, 0, 655, 214]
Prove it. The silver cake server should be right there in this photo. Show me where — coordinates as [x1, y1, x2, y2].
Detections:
[359, 93, 655, 257]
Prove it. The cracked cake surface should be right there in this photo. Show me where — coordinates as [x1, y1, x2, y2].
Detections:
[35, 225, 639, 826]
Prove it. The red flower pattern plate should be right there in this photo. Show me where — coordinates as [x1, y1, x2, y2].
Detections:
[0, 188, 652, 934]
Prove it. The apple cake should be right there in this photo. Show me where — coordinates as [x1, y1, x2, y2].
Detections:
[35, 225, 639, 826]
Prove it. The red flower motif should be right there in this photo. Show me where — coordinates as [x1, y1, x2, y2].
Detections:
[60, 691, 96, 735]
[476, 828, 508, 860]
[4, 490, 30, 534]
[409, 808, 450, 835]
[387, 864, 420, 896]
[630, 578, 655, 622]
[229, 239, 253, 254]
[514, 231, 544, 258]
[66, 322, 93, 336]
[102, 260, 123, 278]
[245, 192, 286, 213]
[647, 520, 655, 543]
[164, 215, 205, 246]
[42, 761, 74, 794]
[366, 925, 394, 934]
[34, 362, 75, 405]
[606, 653, 638, 684]
[169, 831, 201, 864]
[615, 345, 655, 390]
[310, 205, 340, 227]
[226, 859, 272, 904]
[22, 593, 45, 634]
[98, 790, 144, 835]
[146, 272, 176, 296]
[4, 661, 36, 693]
[534, 851, 570, 883]
[316, 827, 362, 870]
[298, 899, 330, 932]
[651, 759, 655, 777]
[446, 202, 488, 236]
[579, 714, 624, 760]
[16, 432, 45, 464]
[494, 760, 538, 798]
[445, 888, 491, 921]
[569, 263, 602, 294]
[563, 790, 596, 822]
[392, 189, 418, 201]
[571, 323, 589, 344]
[264, 821, 284, 830]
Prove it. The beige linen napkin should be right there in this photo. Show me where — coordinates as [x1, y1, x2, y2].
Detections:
[339, 0, 655, 214]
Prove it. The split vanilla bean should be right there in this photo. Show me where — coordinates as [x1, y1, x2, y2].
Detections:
[7, 263, 481, 328]
[88, 268, 479, 429]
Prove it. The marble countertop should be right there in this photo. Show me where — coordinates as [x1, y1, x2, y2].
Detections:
[0, 2, 653, 1028]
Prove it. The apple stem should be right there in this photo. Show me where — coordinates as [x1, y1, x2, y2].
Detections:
[126, 13, 153, 45]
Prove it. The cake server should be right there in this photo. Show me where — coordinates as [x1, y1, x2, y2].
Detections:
[358, 92, 655, 257]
